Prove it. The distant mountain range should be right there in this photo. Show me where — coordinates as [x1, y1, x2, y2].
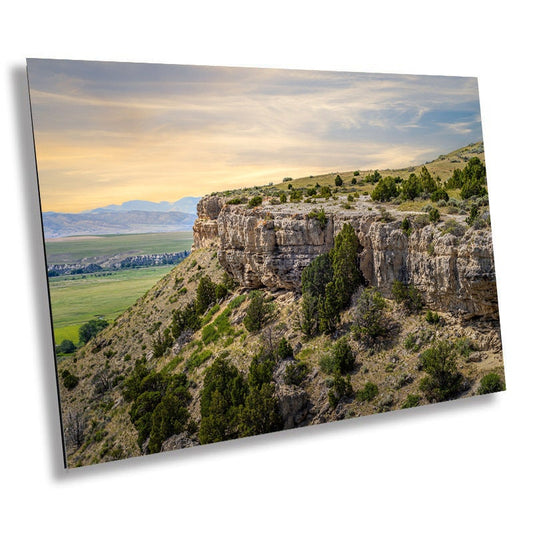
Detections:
[43, 197, 201, 239]
[81, 197, 201, 215]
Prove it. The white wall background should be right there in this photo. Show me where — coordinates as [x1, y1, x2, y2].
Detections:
[1, 2, 531, 531]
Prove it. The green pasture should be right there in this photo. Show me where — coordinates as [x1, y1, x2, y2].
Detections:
[49, 266, 174, 345]
[45, 231, 193, 264]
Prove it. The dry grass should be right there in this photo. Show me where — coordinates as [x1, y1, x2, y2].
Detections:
[273, 142, 484, 192]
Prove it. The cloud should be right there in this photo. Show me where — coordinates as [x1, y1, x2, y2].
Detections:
[27, 60, 483, 212]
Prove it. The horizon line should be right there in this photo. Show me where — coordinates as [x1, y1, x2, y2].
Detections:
[40, 139, 482, 215]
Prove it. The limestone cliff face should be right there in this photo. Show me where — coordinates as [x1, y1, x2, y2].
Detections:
[192, 196, 499, 320]
[191, 196, 224, 251]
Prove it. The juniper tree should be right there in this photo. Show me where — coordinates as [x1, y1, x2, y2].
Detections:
[332, 224, 362, 309]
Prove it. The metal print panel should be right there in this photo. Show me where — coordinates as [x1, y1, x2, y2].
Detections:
[27, 59, 505, 468]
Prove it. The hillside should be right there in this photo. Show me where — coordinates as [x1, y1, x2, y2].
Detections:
[42, 210, 196, 239]
[274, 141, 485, 191]
[55, 141, 504, 467]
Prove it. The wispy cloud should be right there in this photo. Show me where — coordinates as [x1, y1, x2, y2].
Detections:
[27, 60, 482, 212]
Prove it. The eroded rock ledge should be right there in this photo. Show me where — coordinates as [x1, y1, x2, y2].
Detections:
[192, 196, 499, 320]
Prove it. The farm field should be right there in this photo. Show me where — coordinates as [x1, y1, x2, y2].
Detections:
[49, 266, 176, 345]
[45, 230, 193, 264]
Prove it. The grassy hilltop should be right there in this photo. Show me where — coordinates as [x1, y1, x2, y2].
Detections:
[211, 141, 487, 216]
[275, 142, 484, 191]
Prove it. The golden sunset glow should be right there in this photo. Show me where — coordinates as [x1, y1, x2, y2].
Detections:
[27, 60, 482, 213]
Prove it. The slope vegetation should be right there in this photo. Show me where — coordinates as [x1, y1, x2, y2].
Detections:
[56, 141, 504, 467]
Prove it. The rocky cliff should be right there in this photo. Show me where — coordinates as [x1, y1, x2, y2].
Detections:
[193, 196, 499, 321]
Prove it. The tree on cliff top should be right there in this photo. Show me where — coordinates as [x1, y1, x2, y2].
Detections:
[371, 176, 399, 202]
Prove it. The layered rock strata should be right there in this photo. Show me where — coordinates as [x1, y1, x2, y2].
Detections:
[192, 197, 499, 320]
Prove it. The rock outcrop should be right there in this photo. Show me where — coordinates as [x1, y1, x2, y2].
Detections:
[192, 196, 499, 320]
[191, 196, 224, 251]
[161, 432, 199, 451]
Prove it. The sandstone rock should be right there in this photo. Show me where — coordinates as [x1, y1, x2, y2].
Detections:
[277, 384, 309, 429]
[192, 197, 500, 321]
[378, 393, 395, 412]
[466, 352, 487, 363]
[191, 196, 225, 251]
[197, 195, 225, 220]
[161, 432, 199, 452]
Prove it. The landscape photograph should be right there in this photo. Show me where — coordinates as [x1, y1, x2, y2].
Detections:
[27, 59, 505, 468]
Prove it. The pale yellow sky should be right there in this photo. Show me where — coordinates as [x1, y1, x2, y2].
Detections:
[27, 60, 482, 213]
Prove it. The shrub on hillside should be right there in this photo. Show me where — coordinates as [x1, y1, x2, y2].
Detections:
[243, 292, 274, 332]
[284, 361, 309, 386]
[425, 310, 440, 324]
[300, 224, 362, 337]
[419, 166, 438, 194]
[332, 224, 362, 309]
[227, 197, 244, 205]
[419, 341, 464, 402]
[151, 327, 173, 358]
[392, 280, 423, 313]
[171, 302, 200, 339]
[248, 350, 276, 388]
[57, 339, 76, 354]
[328, 375, 354, 408]
[308, 208, 328, 229]
[352, 288, 386, 341]
[122, 360, 192, 453]
[79, 319, 109, 345]
[198, 358, 247, 444]
[355, 382, 378, 402]
[466, 204, 480, 226]
[446, 168, 463, 189]
[401, 394, 421, 409]
[365, 170, 382, 184]
[301, 253, 333, 299]
[428, 207, 441, 223]
[478, 373, 505, 395]
[319, 185, 332, 198]
[454, 337, 477, 359]
[460, 157, 487, 199]
[401, 173, 421, 201]
[195, 275, 217, 315]
[319, 336, 355, 375]
[371, 176, 399, 202]
[299, 292, 319, 338]
[62, 369, 79, 390]
[440, 219, 466, 237]
[277, 337, 293, 360]
[238, 383, 282, 437]
[431, 188, 449, 203]
[401, 217, 412, 236]
[248, 196, 263, 208]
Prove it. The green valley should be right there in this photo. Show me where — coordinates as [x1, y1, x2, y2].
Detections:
[50, 266, 176, 345]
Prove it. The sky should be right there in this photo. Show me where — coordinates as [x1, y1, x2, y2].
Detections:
[27, 59, 483, 213]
